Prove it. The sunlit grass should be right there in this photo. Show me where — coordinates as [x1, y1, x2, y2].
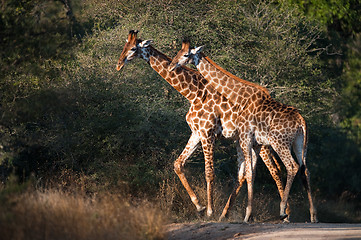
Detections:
[0, 187, 166, 240]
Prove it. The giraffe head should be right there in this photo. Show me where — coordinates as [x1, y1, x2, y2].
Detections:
[116, 30, 153, 71]
[168, 40, 204, 71]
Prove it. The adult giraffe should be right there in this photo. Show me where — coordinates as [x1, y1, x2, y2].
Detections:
[116, 31, 285, 219]
[169, 40, 318, 223]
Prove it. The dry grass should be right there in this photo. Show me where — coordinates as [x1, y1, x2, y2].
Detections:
[157, 177, 361, 223]
[1, 171, 359, 240]
[157, 177, 252, 222]
[0, 189, 166, 240]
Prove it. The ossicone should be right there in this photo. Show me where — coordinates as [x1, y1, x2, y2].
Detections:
[127, 30, 139, 42]
[181, 39, 190, 49]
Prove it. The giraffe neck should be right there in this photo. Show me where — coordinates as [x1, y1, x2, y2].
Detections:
[142, 46, 205, 103]
[194, 53, 270, 107]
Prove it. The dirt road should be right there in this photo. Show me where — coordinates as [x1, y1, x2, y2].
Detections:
[167, 222, 361, 239]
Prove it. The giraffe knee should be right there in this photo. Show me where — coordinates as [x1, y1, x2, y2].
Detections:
[304, 166, 311, 178]
[205, 170, 215, 183]
[273, 168, 282, 179]
[287, 163, 299, 176]
[204, 161, 215, 182]
[294, 164, 300, 174]
[174, 161, 183, 175]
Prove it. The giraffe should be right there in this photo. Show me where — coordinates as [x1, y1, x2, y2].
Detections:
[169, 40, 318, 223]
[116, 31, 285, 219]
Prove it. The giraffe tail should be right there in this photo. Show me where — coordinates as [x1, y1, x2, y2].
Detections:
[299, 114, 309, 191]
[300, 114, 308, 166]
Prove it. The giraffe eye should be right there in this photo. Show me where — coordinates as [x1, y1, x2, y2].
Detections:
[131, 47, 137, 51]
[184, 54, 189, 57]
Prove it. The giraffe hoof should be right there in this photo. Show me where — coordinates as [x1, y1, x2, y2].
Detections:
[218, 214, 226, 222]
[218, 210, 230, 221]
[197, 206, 206, 213]
[280, 214, 288, 221]
[196, 206, 206, 218]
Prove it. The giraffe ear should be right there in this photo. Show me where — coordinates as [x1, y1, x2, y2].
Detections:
[139, 40, 153, 48]
[191, 46, 204, 55]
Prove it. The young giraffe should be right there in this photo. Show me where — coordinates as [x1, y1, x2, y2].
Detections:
[169, 41, 318, 223]
[116, 31, 286, 218]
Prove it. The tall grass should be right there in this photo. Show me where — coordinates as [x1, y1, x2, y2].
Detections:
[157, 177, 361, 223]
[1, 175, 360, 240]
[157, 176, 277, 222]
[0, 187, 166, 240]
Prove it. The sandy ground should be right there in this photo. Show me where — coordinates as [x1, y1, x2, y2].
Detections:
[167, 222, 361, 239]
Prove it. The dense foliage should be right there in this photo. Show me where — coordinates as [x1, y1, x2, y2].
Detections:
[1, 0, 360, 222]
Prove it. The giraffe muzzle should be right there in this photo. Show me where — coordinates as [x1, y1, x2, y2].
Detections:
[116, 59, 127, 71]
[116, 64, 123, 71]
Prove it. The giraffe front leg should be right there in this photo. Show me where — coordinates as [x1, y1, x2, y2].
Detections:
[244, 150, 256, 222]
[201, 133, 215, 217]
[174, 133, 205, 213]
[239, 138, 255, 223]
[206, 172, 214, 217]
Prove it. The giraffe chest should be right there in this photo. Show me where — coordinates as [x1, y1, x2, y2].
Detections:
[186, 105, 220, 134]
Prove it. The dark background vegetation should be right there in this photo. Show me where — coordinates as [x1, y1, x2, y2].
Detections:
[1, 0, 361, 224]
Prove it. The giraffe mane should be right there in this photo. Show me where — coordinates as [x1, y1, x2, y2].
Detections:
[203, 56, 270, 96]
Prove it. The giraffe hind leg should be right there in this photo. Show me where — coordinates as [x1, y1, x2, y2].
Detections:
[259, 146, 290, 222]
[293, 139, 318, 223]
[301, 165, 318, 223]
[219, 160, 245, 220]
[270, 140, 299, 221]
[219, 140, 245, 221]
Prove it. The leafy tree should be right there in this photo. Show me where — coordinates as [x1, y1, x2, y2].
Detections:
[288, 0, 361, 37]
[1, 0, 358, 205]
[0, 0, 83, 181]
[341, 33, 361, 146]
